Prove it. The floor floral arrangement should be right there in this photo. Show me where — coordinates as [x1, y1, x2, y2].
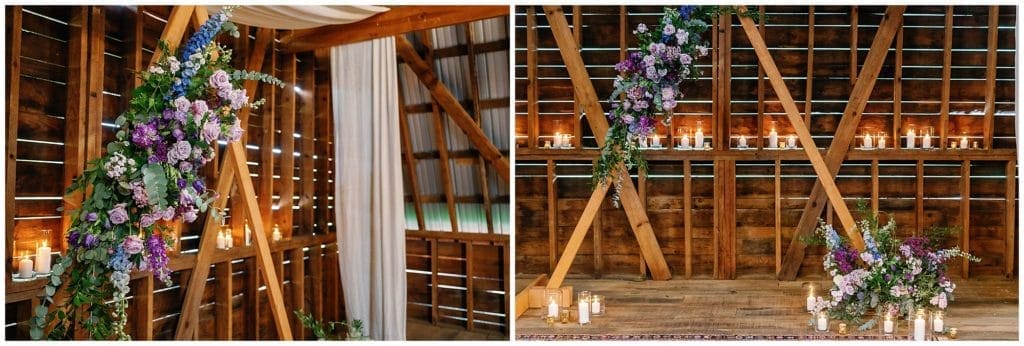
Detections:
[29, 6, 282, 340]
[592, 6, 759, 206]
[805, 202, 979, 332]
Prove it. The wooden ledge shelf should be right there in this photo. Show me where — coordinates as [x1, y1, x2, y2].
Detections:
[4, 232, 337, 302]
[514, 148, 1017, 162]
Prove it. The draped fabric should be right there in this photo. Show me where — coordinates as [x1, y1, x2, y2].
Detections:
[331, 38, 407, 340]
[208, 5, 388, 30]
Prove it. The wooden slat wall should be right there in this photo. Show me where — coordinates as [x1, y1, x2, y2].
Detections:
[513, 6, 1018, 279]
[5, 6, 341, 340]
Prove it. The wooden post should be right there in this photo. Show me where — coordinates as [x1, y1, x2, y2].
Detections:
[684, 160, 693, 278]
[939, 6, 953, 147]
[464, 23, 495, 233]
[547, 160, 558, 272]
[871, 160, 879, 215]
[419, 32, 460, 233]
[961, 160, 971, 278]
[850, 6, 858, 85]
[132, 275, 154, 339]
[430, 238, 439, 324]
[397, 80, 427, 230]
[215, 261, 233, 340]
[917, 160, 925, 234]
[527, 7, 538, 149]
[803, 6, 814, 126]
[290, 248, 305, 338]
[768, 6, 906, 280]
[1005, 160, 1016, 278]
[5, 5, 22, 282]
[62, 6, 88, 235]
[893, 25, 904, 149]
[983, 6, 999, 149]
[85, 6, 105, 161]
[465, 242, 475, 331]
[714, 160, 736, 279]
[546, 183, 611, 289]
[299, 55, 316, 236]
[279, 54, 298, 237]
[774, 159, 781, 275]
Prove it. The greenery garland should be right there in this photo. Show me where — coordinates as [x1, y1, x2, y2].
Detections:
[29, 7, 283, 340]
[593, 6, 760, 206]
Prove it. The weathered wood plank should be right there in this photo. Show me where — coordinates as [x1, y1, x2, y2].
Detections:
[939, 6, 952, 146]
[278, 53, 297, 237]
[1005, 160, 1016, 278]
[464, 22, 494, 233]
[546, 183, 611, 289]
[961, 160, 970, 278]
[419, 31, 459, 233]
[215, 261, 233, 340]
[547, 160, 557, 272]
[397, 76, 426, 231]
[61, 6, 88, 238]
[982, 6, 999, 149]
[527, 7, 538, 149]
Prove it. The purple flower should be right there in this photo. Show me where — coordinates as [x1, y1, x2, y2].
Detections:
[208, 70, 231, 89]
[182, 206, 199, 223]
[201, 119, 221, 143]
[140, 212, 158, 228]
[193, 179, 206, 193]
[192, 100, 209, 120]
[122, 235, 144, 255]
[131, 182, 149, 206]
[162, 207, 175, 221]
[679, 53, 693, 65]
[173, 97, 191, 112]
[131, 122, 159, 147]
[172, 128, 185, 140]
[84, 212, 98, 223]
[83, 234, 98, 248]
[662, 24, 676, 36]
[167, 140, 193, 165]
[228, 89, 248, 110]
[676, 30, 689, 45]
[109, 203, 129, 225]
[68, 231, 80, 247]
[227, 121, 244, 141]
[179, 161, 193, 173]
[146, 234, 171, 284]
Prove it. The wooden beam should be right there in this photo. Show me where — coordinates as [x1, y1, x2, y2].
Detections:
[547, 160, 558, 273]
[279, 54, 298, 237]
[419, 31, 460, 233]
[527, 7, 538, 149]
[804, 6, 813, 126]
[298, 55, 316, 236]
[514, 274, 547, 319]
[917, 160, 924, 234]
[259, 42, 278, 233]
[850, 6, 858, 85]
[309, 245, 324, 320]
[215, 261, 233, 340]
[961, 160, 971, 278]
[397, 77, 427, 231]
[132, 275, 154, 339]
[313, 48, 334, 233]
[62, 6, 88, 239]
[572, 6, 582, 148]
[6, 6, 22, 281]
[893, 25, 903, 148]
[85, 6, 105, 161]
[1005, 160, 1016, 278]
[684, 160, 693, 278]
[739, 5, 876, 253]
[290, 248, 306, 338]
[774, 159, 781, 275]
[592, 166, 603, 277]
[871, 160, 879, 215]
[464, 22, 495, 233]
[939, 6, 953, 146]
[149, 6, 194, 66]
[983, 6, 999, 149]
[430, 238, 439, 324]
[543, 5, 671, 282]
[465, 242, 475, 331]
[714, 160, 736, 279]
[395, 35, 511, 182]
[773, 5, 906, 280]
[280, 6, 509, 53]
[638, 167, 647, 278]
[547, 183, 611, 289]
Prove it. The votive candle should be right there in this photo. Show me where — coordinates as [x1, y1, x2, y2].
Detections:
[768, 127, 778, 148]
[906, 128, 916, 149]
[914, 311, 926, 341]
[18, 253, 34, 279]
[787, 135, 797, 149]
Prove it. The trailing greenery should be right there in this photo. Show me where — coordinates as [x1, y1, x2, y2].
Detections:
[294, 310, 365, 340]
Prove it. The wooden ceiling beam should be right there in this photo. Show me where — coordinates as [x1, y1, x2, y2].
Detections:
[395, 35, 511, 182]
[280, 6, 509, 53]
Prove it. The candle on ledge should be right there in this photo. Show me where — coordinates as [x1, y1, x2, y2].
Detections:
[787, 135, 797, 149]
[906, 127, 916, 149]
[960, 135, 969, 150]
[553, 132, 563, 148]
[680, 132, 690, 149]
[547, 296, 559, 318]
[272, 224, 282, 242]
[544, 140, 552, 149]
[863, 133, 873, 149]
[768, 127, 779, 148]
[738, 135, 748, 148]
[565, 134, 573, 148]
[932, 311, 944, 333]
[972, 141, 979, 149]
[694, 128, 704, 149]
[878, 133, 887, 149]
[652, 135, 661, 148]
[921, 127, 933, 149]
[816, 311, 828, 332]
[883, 313, 895, 334]
[18, 252, 34, 279]
[806, 292, 816, 312]
[35, 235, 51, 274]
[559, 308, 570, 324]
[216, 230, 227, 249]
[914, 309, 926, 341]
[578, 291, 591, 325]
[226, 229, 233, 249]
[244, 221, 252, 246]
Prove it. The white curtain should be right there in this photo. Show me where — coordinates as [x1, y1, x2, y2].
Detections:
[331, 38, 407, 340]
[207, 5, 389, 30]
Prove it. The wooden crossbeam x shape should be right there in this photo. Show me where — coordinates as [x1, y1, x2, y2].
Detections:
[169, 9, 292, 340]
[757, 6, 907, 280]
[541, 6, 671, 288]
[735, 5, 878, 259]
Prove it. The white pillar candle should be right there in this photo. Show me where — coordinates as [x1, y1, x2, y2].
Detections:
[738, 135, 748, 148]
[564, 134, 572, 148]
[652, 135, 661, 147]
[933, 315, 944, 332]
[906, 129, 916, 149]
[768, 128, 778, 148]
[695, 129, 704, 149]
[244, 223, 252, 246]
[226, 231, 233, 249]
[35, 241, 51, 274]
[806, 295, 816, 312]
[878, 135, 886, 149]
[578, 300, 590, 325]
[922, 132, 932, 149]
[591, 299, 601, 314]
[960, 136, 968, 149]
[272, 225, 282, 242]
[914, 314, 926, 341]
[884, 318, 894, 334]
[18, 255, 34, 279]
[787, 135, 797, 149]
[816, 314, 828, 331]
[863, 133, 873, 149]
[972, 141, 979, 149]
[217, 231, 227, 249]
[553, 133, 563, 148]
[547, 299, 558, 318]
[680, 133, 690, 149]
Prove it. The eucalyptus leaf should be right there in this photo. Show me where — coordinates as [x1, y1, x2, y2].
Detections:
[35, 304, 48, 317]
[45, 285, 56, 297]
[50, 275, 62, 286]
[142, 164, 169, 208]
[30, 326, 43, 340]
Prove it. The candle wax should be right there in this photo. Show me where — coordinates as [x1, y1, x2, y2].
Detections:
[922, 133, 932, 149]
[768, 130, 778, 148]
[933, 318, 943, 333]
[884, 319, 894, 334]
[578, 301, 590, 325]
[906, 130, 916, 149]
[914, 316, 926, 341]
[18, 257, 34, 279]
[547, 301, 558, 318]
[878, 136, 886, 149]
[817, 315, 828, 331]
[864, 134, 873, 149]
[694, 130, 704, 149]
[806, 296, 815, 312]
[35, 244, 51, 273]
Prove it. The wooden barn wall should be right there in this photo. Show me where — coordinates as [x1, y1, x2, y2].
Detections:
[5, 6, 341, 339]
[513, 6, 1018, 280]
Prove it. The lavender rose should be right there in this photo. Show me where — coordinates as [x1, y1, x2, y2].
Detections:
[122, 235, 144, 255]
[173, 97, 191, 112]
[109, 203, 129, 225]
[208, 69, 231, 89]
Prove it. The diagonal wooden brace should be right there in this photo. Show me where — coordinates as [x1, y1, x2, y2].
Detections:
[543, 5, 671, 283]
[769, 6, 906, 280]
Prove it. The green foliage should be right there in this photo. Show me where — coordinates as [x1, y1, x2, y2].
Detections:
[294, 310, 363, 340]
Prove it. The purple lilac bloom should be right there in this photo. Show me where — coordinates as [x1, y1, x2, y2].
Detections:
[832, 246, 859, 274]
[140, 212, 159, 228]
[228, 89, 248, 110]
[676, 30, 689, 45]
[227, 121, 244, 141]
[83, 233, 98, 248]
[131, 122, 159, 147]
[193, 179, 206, 193]
[109, 203, 129, 225]
[679, 53, 693, 65]
[179, 161, 193, 173]
[131, 182, 148, 206]
[146, 234, 172, 284]
[182, 206, 199, 223]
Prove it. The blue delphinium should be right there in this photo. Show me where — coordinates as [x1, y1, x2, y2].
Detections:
[168, 9, 233, 100]
[679, 5, 696, 20]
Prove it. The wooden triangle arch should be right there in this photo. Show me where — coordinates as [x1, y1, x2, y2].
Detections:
[538, 5, 910, 288]
[141, 6, 294, 340]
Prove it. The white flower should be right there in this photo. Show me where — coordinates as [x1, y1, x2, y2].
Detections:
[148, 65, 165, 74]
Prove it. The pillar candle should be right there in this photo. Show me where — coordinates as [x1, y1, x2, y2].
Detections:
[960, 136, 968, 149]
[906, 129, 916, 149]
[922, 132, 932, 149]
[652, 135, 661, 147]
[563, 134, 572, 148]
[578, 300, 590, 325]
[863, 133, 873, 149]
[591, 298, 601, 315]
[933, 314, 944, 333]
[878, 135, 886, 149]
[553, 133, 563, 148]
[695, 129, 704, 149]
[18, 255, 34, 279]
[738, 135, 747, 148]
[768, 128, 778, 148]
[244, 222, 252, 246]
[547, 298, 559, 318]
[884, 317, 894, 334]
[806, 295, 815, 312]
[216, 231, 227, 249]
[816, 313, 828, 331]
[787, 135, 797, 149]
[35, 241, 51, 273]
[272, 225, 282, 242]
[680, 133, 690, 149]
[914, 314, 926, 341]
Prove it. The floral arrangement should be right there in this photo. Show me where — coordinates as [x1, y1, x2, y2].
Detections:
[29, 7, 282, 340]
[807, 202, 979, 330]
[593, 6, 759, 206]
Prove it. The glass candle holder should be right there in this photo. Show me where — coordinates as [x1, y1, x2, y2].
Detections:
[882, 311, 897, 335]
[559, 308, 570, 324]
[913, 309, 927, 341]
[544, 290, 561, 319]
[815, 311, 829, 332]
[931, 310, 944, 334]
[948, 328, 959, 339]
[768, 120, 779, 148]
[577, 291, 592, 325]
[838, 322, 849, 336]
[591, 294, 604, 316]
